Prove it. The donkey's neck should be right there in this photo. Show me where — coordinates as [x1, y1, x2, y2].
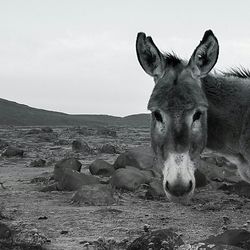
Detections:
[202, 74, 250, 154]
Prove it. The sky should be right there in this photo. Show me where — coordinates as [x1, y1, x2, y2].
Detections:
[0, 0, 250, 116]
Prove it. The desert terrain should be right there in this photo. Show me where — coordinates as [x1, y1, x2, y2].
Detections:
[0, 125, 250, 250]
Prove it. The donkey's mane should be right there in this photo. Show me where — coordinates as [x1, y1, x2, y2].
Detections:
[222, 67, 250, 79]
[163, 53, 182, 67]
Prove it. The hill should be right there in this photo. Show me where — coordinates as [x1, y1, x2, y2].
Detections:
[0, 98, 150, 127]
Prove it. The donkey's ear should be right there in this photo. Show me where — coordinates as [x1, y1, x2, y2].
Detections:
[136, 32, 165, 79]
[188, 30, 219, 78]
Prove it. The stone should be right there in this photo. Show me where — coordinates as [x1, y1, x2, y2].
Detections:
[178, 243, 244, 249]
[146, 179, 166, 200]
[199, 159, 241, 183]
[0, 140, 9, 150]
[26, 128, 41, 135]
[219, 181, 250, 199]
[2, 146, 24, 157]
[99, 143, 118, 154]
[71, 184, 115, 205]
[0, 222, 12, 240]
[38, 132, 58, 142]
[72, 139, 92, 153]
[195, 169, 209, 188]
[40, 127, 53, 133]
[57, 169, 99, 191]
[110, 167, 150, 191]
[114, 146, 155, 171]
[127, 228, 184, 250]
[196, 229, 250, 250]
[29, 159, 46, 168]
[96, 127, 117, 137]
[77, 126, 95, 136]
[54, 158, 82, 181]
[89, 159, 115, 177]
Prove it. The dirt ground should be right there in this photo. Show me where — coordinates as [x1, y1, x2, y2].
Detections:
[0, 126, 250, 250]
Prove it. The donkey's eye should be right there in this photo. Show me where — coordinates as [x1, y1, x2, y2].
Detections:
[193, 111, 202, 122]
[153, 111, 163, 122]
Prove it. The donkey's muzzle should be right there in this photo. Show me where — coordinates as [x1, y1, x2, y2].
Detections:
[165, 180, 193, 197]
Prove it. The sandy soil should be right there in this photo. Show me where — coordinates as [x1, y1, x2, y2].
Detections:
[0, 126, 250, 250]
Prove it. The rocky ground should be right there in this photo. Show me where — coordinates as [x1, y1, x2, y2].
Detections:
[0, 125, 250, 250]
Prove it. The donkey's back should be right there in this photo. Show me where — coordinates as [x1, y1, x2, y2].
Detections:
[203, 72, 250, 183]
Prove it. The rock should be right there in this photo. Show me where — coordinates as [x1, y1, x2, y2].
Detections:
[146, 179, 166, 200]
[72, 139, 92, 153]
[110, 167, 150, 191]
[54, 158, 82, 181]
[71, 184, 115, 205]
[2, 146, 24, 157]
[54, 139, 70, 146]
[96, 127, 117, 137]
[201, 229, 250, 249]
[0, 140, 9, 150]
[199, 159, 241, 183]
[40, 127, 53, 133]
[127, 228, 184, 250]
[219, 181, 250, 198]
[26, 128, 41, 135]
[195, 169, 209, 188]
[99, 143, 118, 154]
[114, 146, 155, 171]
[40, 183, 58, 192]
[89, 159, 115, 177]
[178, 243, 244, 249]
[38, 132, 58, 142]
[77, 126, 95, 136]
[0, 222, 12, 240]
[29, 159, 46, 168]
[57, 169, 100, 191]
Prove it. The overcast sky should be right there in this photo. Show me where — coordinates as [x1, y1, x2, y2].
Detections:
[0, 0, 250, 116]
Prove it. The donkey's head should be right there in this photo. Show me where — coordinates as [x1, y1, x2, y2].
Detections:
[136, 30, 219, 202]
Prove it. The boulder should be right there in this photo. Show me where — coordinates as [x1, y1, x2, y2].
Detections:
[114, 146, 155, 171]
[99, 144, 118, 154]
[71, 184, 115, 205]
[96, 127, 117, 137]
[2, 146, 24, 157]
[195, 169, 209, 188]
[72, 139, 92, 153]
[57, 169, 99, 191]
[219, 181, 250, 199]
[77, 126, 95, 136]
[146, 179, 166, 200]
[89, 159, 115, 177]
[40, 127, 53, 133]
[0, 140, 9, 150]
[127, 228, 184, 250]
[38, 132, 58, 142]
[192, 229, 250, 250]
[54, 158, 82, 181]
[26, 128, 41, 135]
[0, 222, 12, 241]
[110, 167, 150, 191]
[178, 243, 244, 249]
[199, 159, 241, 183]
[29, 159, 46, 168]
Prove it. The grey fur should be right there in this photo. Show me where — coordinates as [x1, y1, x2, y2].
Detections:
[136, 30, 250, 201]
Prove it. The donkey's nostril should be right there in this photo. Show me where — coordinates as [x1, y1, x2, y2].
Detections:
[165, 181, 169, 191]
[167, 181, 193, 197]
[188, 180, 193, 192]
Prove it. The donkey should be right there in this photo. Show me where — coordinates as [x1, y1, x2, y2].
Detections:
[136, 30, 250, 202]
